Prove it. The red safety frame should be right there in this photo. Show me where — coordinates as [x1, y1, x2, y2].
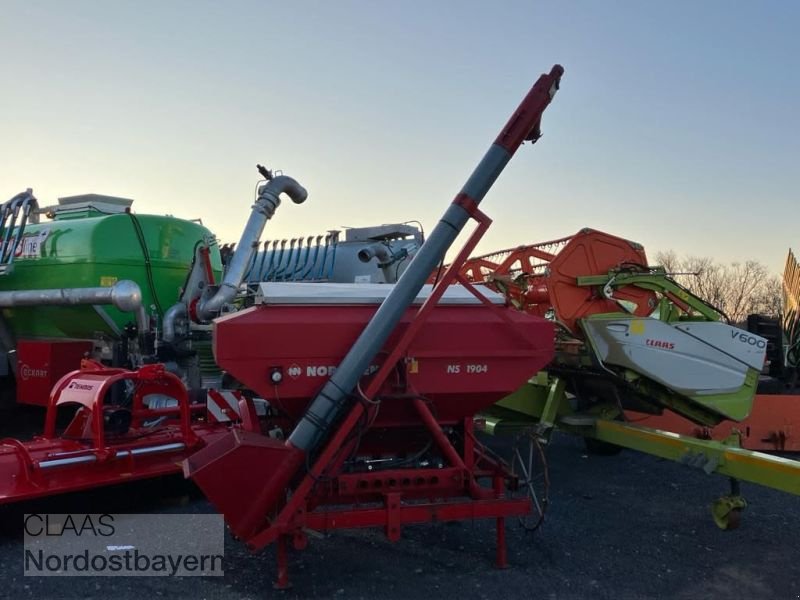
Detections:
[0, 361, 234, 505]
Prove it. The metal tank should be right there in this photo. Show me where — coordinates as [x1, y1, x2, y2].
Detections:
[241, 223, 422, 286]
[0, 194, 222, 339]
[0, 192, 222, 407]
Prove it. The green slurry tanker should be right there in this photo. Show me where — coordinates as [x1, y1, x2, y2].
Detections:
[0, 177, 422, 412]
[0, 190, 221, 408]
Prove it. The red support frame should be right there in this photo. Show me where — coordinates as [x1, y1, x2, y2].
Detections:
[238, 208, 533, 587]
[0, 360, 235, 506]
[43, 360, 198, 449]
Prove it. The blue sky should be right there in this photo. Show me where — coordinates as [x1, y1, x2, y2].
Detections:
[1, 1, 797, 272]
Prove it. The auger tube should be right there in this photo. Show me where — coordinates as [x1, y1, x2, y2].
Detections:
[162, 302, 187, 343]
[193, 175, 308, 322]
[288, 64, 564, 453]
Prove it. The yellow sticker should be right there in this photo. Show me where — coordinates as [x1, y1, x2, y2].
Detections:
[100, 276, 118, 287]
[407, 358, 419, 374]
[629, 320, 645, 335]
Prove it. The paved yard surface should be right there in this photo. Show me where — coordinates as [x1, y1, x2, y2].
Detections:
[1, 433, 798, 599]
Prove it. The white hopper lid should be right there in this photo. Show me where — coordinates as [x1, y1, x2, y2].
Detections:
[254, 282, 505, 305]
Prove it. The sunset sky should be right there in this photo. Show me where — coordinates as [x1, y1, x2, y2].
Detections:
[1, 1, 797, 272]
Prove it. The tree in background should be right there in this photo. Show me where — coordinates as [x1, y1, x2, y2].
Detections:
[654, 251, 782, 324]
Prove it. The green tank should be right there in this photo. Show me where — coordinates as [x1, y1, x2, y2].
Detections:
[0, 196, 222, 339]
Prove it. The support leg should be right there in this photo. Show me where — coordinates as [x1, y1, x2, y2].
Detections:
[534, 377, 567, 443]
[274, 534, 292, 590]
[495, 517, 508, 569]
[711, 477, 747, 530]
[493, 473, 508, 569]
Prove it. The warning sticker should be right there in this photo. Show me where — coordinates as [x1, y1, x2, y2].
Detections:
[13, 229, 50, 260]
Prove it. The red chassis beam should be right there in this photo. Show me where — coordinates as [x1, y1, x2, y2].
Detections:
[269, 416, 526, 589]
[305, 496, 530, 532]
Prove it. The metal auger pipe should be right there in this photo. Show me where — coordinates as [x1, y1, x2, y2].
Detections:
[0, 280, 148, 333]
[288, 64, 564, 453]
[195, 175, 307, 322]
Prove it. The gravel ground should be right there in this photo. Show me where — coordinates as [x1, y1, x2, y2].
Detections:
[1, 433, 798, 600]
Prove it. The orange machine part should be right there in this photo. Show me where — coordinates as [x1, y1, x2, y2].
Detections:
[454, 229, 657, 332]
[539, 229, 656, 333]
[626, 393, 800, 452]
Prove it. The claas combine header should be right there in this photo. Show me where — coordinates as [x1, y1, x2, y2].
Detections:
[615, 247, 800, 452]
[456, 229, 800, 528]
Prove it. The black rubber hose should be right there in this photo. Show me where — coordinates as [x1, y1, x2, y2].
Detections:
[126, 212, 164, 317]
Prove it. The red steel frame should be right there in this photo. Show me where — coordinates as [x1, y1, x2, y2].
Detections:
[457, 235, 573, 283]
[242, 206, 534, 589]
[0, 361, 237, 504]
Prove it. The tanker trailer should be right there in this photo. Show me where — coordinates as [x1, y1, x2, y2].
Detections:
[0, 191, 222, 410]
[0, 160, 439, 510]
[0, 171, 424, 416]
